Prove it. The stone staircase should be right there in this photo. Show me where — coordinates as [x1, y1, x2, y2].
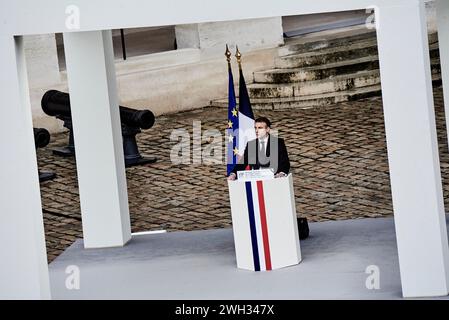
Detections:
[211, 30, 441, 110]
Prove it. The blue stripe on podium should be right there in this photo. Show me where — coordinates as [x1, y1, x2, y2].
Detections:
[245, 181, 260, 271]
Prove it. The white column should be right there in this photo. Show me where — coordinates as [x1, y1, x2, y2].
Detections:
[376, 0, 449, 298]
[0, 35, 50, 299]
[63, 30, 131, 248]
[437, 0, 449, 146]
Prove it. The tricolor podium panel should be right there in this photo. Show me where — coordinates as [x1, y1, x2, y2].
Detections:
[228, 174, 301, 271]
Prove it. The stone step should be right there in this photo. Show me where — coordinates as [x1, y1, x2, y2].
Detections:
[275, 39, 379, 69]
[279, 31, 439, 57]
[255, 56, 380, 84]
[431, 57, 442, 74]
[269, 85, 383, 110]
[283, 17, 370, 39]
[211, 67, 441, 110]
[210, 31, 441, 111]
[210, 85, 383, 110]
[212, 72, 442, 111]
[256, 44, 440, 84]
[430, 42, 441, 59]
[249, 59, 441, 100]
[277, 34, 439, 69]
[247, 69, 381, 99]
[279, 30, 377, 57]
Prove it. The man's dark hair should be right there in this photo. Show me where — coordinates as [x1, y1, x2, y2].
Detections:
[255, 116, 271, 128]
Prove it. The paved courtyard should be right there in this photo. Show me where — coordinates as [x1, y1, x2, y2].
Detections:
[37, 85, 449, 262]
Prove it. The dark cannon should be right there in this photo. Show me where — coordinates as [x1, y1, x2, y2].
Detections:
[33, 127, 56, 182]
[33, 127, 51, 149]
[41, 90, 157, 167]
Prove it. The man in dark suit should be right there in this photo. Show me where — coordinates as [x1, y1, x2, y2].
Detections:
[227, 117, 309, 240]
[227, 117, 290, 180]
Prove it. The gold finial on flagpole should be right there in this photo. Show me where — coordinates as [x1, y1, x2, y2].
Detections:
[235, 45, 242, 69]
[225, 44, 232, 66]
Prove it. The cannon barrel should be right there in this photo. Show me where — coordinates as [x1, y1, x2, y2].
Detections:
[41, 90, 155, 129]
[33, 128, 51, 148]
[119, 106, 155, 130]
[33, 127, 56, 182]
[41, 90, 71, 117]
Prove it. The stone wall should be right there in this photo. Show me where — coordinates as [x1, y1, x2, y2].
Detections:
[426, 0, 437, 33]
[175, 17, 284, 58]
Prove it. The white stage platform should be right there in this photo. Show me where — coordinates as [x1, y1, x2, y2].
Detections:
[49, 216, 449, 299]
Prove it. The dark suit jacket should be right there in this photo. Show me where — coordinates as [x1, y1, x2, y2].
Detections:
[231, 135, 290, 176]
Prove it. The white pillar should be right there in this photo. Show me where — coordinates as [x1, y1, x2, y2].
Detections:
[63, 30, 131, 248]
[376, 0, 449, 298]
[0, 35, 50, 299]
[437, 0, 449, 146]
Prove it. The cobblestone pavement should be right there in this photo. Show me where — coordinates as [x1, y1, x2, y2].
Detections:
[37, 86, 449, 262]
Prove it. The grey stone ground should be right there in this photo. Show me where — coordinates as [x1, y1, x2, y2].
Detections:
[37, 86, 449, 262]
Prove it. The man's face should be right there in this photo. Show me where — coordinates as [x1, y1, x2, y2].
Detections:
[255, 122, 270, 139]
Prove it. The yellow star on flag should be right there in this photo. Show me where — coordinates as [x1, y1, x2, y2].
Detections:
[228, 134, 234, 143]
[228, 120, 233, 128]
[233, 147, 239, 155]
[231, 108, 238, 117]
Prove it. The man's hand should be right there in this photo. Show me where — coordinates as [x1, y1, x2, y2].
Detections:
[275, 172, 287, 178]
[227, 173, 237, 181]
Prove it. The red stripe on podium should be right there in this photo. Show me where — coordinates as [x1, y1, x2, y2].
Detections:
[257, 181, 272, 271]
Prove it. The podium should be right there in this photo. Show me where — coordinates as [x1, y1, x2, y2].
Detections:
[228, 173, 302, 271]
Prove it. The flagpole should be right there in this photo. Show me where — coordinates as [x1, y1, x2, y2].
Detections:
[225, 44, 232, 69]
[235, 45, 242, 70]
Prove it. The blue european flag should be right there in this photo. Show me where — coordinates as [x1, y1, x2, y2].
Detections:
[227, 65, 238, 176]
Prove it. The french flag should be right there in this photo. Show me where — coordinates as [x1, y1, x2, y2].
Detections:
[237, 67, 256, 157]
[244, 180, 272, 271]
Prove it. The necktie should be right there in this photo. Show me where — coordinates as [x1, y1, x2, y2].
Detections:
[260, 140, 265, 154]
